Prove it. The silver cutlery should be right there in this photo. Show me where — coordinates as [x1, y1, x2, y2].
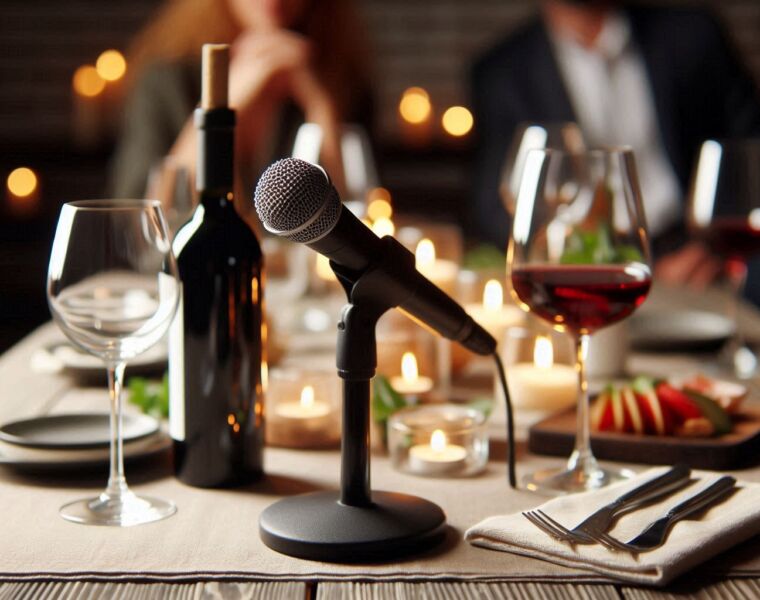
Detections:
[591, 475, 737, 553]
[522, 464, 692, 544]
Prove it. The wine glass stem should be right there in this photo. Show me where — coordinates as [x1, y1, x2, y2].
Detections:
[727, 260, 748, 345]
[567, 333, 598, 476]
[105, 361, 129, 499]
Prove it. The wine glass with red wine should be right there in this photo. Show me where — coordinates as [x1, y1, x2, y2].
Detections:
[689, 139, 760, 378]
[508, 148, 652, 494]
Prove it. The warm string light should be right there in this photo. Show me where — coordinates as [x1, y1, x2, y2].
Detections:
[96, 50, 127, 82]
[399, 87, 431, 124]
[442, 106, 474, 136]
[72, 65, 106, 97]
[7, 167, 38, 197]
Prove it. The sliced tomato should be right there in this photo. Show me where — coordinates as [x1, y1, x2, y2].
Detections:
[633, 377, 671, 436]
[610, 387, 626, 432]
[591, 392, 614, 432]
[621, 386, 644, 434]
[655, 382, 703, 423]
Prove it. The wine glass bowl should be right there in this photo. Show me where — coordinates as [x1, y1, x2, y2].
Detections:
[508, 148, 652, 494]
[688, 139, 760, 378]
[47, 200, 179, 526]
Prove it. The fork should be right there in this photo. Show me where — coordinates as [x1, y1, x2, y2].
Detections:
[522, 464, 691, 544]
[590, 475, 737, 553]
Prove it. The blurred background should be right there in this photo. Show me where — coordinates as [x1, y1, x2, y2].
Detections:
[1, 0, 759, 352]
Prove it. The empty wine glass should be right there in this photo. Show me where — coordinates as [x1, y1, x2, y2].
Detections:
[688, 139, 760, 378]
[508, 148, 652, 494]
[47, 200, 179, 525]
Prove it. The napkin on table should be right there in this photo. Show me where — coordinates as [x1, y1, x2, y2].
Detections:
[465, 466, 760, 586]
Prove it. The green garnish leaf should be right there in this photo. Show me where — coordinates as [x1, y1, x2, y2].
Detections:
[127, 373, 169, 418]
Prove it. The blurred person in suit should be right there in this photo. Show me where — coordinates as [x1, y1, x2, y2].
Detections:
[470, 0, 760, 289]
[109, 0, 372, 219]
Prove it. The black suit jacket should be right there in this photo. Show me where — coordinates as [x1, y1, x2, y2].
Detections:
[469, 6, 760, 252]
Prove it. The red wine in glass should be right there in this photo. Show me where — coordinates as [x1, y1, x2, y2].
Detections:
[701, 217, 760, 262]
[511, 264, 651, 334]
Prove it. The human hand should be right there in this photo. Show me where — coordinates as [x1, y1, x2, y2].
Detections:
[654, 242, 723, 289]
[228, 29, 313, 110]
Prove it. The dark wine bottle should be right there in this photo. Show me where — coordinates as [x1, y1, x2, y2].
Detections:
[169, 44, 265, 487]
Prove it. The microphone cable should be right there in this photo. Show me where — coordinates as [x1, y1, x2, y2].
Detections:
[493, 352, 516, 489]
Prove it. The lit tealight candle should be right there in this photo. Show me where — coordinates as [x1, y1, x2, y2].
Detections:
[390, 352, 434, 396]
[465, 279, 523, 343]
[408, 429, 467, 475]
[506, 336, 576, 411]
[371, 216, 395, 238]
[415, 238, 458, 295]
[275, 385, 331, 419]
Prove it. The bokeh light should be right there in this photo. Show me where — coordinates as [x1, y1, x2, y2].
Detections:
[367, 199, 393, 221]
[96, 50, 127, 82]
[442, 106, 474, 136]
[371, 217, 395, 238]
[72, 65, 106, 97]
[7, 167, 38, 197]
[399, 87, 432, 124]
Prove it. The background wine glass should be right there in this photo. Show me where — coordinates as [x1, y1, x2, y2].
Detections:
[499, 122, 586, 217]
[689, 139, 760, 379]
[508, 148, 652, 494]
[47, 199, 179, 526]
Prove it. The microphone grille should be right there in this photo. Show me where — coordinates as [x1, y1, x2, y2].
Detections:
[254, 158, 341, 243]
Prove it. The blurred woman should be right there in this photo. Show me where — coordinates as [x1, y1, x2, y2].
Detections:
[109, 0, 372, 217]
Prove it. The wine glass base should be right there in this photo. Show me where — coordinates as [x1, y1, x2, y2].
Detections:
[60, 491, 176, 527]
[522, 465, 636, 496]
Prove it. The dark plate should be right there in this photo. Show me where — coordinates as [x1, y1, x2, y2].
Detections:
[529, 404, 760, 470]
[0, 413, 159, 450]
[629, 310, 734, 352]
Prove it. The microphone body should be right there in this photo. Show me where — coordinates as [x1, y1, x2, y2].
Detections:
[254, 159, 496, 356]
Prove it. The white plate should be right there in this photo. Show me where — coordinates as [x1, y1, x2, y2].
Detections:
[629, 310, 735, 352]
[31, 341, 167, 380]
[0, 431, 171, 473]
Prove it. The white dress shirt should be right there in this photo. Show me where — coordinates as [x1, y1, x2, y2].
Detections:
[551, 12, 682, 237]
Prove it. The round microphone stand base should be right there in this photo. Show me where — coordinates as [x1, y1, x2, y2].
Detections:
[259, 490, 447, 562]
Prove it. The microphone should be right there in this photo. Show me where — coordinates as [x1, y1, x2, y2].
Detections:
[254, 158, 496, 356]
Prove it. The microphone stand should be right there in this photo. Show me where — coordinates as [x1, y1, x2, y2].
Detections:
[259, 237, 447, 562]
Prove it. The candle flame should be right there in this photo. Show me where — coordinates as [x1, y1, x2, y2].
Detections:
[300, 385, 315, 408]
[482, 279, 504, 311]
[534, 336, 554, 369]
[401, 352, 419, 383]
[371, 217, 395, 238]
[415, 238, 436, 269]
[430, 429, 447, 452]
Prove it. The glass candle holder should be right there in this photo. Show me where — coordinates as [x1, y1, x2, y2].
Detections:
[388, 404, 488, 477]
[376, 319, 440, 400]
[493, 327, 575, 426]
[266, 368, 341, 449]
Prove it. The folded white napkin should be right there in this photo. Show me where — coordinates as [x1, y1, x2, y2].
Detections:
[465, 467, 760, 586]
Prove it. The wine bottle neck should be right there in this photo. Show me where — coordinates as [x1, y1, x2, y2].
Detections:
[195, 106, 235, 197]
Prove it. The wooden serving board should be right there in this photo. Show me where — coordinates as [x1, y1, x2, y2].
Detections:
[528, 404, 760, 470]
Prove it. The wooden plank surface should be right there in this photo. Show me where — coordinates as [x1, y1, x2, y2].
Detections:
[623, 578, 760, 599]
[316, 582, 620, 599]
[0, 581, 308, 600]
